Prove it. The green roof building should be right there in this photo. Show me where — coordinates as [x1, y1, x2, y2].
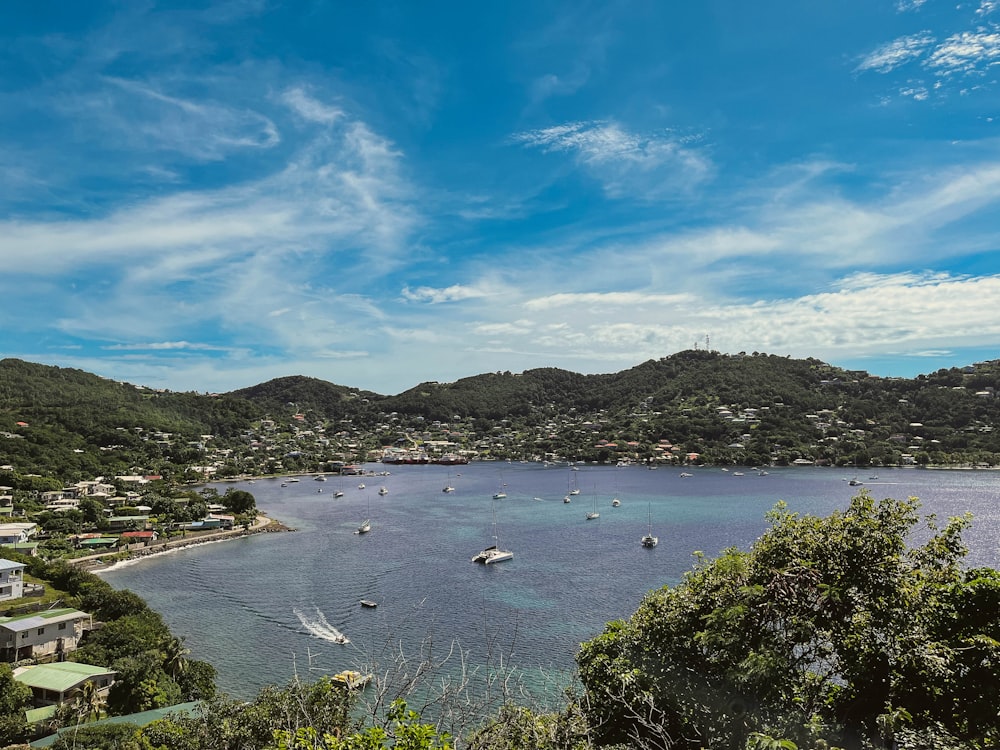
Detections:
[14, 661, 117, 706]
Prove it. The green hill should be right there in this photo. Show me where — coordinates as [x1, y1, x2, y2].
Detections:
[3, 352, 1000, 482]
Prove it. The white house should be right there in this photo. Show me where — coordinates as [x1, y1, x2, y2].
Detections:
[0, 558, 25, 602]
[0, 608, 92, 662]
[0, 522, 37, 546]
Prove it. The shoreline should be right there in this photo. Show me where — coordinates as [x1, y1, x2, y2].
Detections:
[70, 514, 295, 572]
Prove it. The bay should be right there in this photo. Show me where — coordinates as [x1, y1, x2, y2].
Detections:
[99, 463, 1000, 702]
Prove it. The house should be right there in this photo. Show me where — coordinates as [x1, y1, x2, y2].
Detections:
[0, 558, 25, 601]
[0, 522, 38, 546]
[105, 515, 151, 531]
[119, 530, 157, 544]
[0, 608, 92, 662]
[14, 661, 116, 707]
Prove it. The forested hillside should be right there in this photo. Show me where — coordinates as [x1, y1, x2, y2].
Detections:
[3, 352, 1000, 483]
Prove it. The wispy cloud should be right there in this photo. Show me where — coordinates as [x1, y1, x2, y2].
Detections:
[925, 30, 1000, 76]
[81, 76, 281, 160]
[401, 284, 495, 304]
[281, 87, 344, 125]
[512, 120, 711, 199]
[856, 32, 935, 73]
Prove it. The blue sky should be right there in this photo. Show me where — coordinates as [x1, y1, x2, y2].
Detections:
[2, 1, 1000, 395]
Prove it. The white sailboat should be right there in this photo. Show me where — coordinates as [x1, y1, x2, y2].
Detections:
[568, 471, 581, 496]
[586, 491, 600, 520]
[492, 475, 507, 499]
[472, 502, 513, 564]
[356, 496, 371, 534]
[642, 504, 658, 548]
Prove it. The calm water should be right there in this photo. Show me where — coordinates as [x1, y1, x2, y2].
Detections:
[100, 464, 1000, 700]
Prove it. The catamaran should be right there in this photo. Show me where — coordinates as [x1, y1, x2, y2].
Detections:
[472, 502, 513, 564]
[641, 504, 658, 548]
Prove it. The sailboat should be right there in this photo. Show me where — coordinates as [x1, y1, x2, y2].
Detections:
[586, 491, 600, 520]
[568, 471, 581, 496]
[641, 504, 658, 547]
[492, 475, 507, 499]
[472, 502, 513, 564]
[356, 495, 371, 534]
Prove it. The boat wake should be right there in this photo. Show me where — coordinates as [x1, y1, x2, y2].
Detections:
[293, 607, 350, 645]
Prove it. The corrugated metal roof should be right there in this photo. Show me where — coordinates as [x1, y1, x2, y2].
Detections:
[30, 701, 201, 748]
[15, 662, 116, 692]
[0, 608, 89, 632]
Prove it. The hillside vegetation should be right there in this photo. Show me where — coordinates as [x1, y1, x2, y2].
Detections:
[3, 351, 1000, 483]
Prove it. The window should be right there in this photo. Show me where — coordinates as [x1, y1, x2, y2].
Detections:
[20, 632, 28, 639]
[58, 622, 67, 630]
[37, 627, 44, 635]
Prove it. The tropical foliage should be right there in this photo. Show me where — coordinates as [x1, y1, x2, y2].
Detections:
[576, 492, 1000, 749]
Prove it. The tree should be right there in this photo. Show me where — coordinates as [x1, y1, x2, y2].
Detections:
[577, 492, 1000, 749]
[162, 636, 190, 681]
[0, 662, 33, 745]
[222, 488, 257, 515]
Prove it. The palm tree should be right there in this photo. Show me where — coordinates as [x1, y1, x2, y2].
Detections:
[162, 636, 190, 681]
[71, 678, 105, 723]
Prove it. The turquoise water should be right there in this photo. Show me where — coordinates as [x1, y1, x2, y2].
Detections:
[100, 464, 1000, 702]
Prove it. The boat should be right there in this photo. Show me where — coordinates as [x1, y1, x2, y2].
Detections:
[332, 670, 371, 689]
[586, 493, 600, 520]
[334, 490, 344, 498]
[332, 633, 350, 645]
[314, 475, 326, 481]
[442, 485, 455, 493]
[378, 486, 389, 496]
[679, 472, 693, 478]
[849, 477, 863, 486]
[472, 503, 513, 564]
[358, 483, 366, 490]
[611, 498, 621, 507]
[641, 504, 658, 548]
[568, 471, 581, 496]
[288, 477, 300, 483]
[356, 495, 372, 534]
[360, 599, 378, 608]
[563, 495, 571, 503]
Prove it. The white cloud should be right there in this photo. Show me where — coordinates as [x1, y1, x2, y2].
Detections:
[925, 30, 1000, 76]
[896, 0, 928, 11]
[102, 341, 235, 352]
[95, 76, 281, 159]
[978, 1, 1000, 16]
[512, 120, 712, 199]
[401, 284, 494, 304]
[856, 33, 935, 73]
[281, 87, 344, 125]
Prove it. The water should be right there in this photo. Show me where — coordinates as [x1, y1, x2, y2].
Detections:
[99, 464, 1000, 701]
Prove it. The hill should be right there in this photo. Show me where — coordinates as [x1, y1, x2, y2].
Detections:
[2, 352, 1000, 482]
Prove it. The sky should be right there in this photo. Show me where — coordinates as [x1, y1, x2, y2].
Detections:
[2, 1, 1000, 395]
